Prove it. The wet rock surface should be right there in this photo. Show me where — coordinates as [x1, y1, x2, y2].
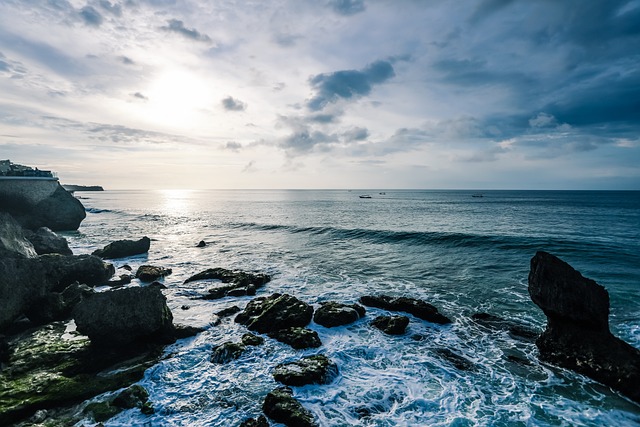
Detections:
[433, 348, 475, 371]
[360, 295, 452, 324]
[240, 415, 270, 427]
[313, 301, 365, 327]
[242, 333, 264, 346]
[135, 264, 173, 282]
[24, 226, 73, 256]
[0, 212, 37, 258]
[471, 312, 539, 342]
[371, 315, 410, 335]
[235, 293, 313, 334]
[528, 251, 640, 403]
[262, 386, 317, 427]
[184, 267, 271, 300]
[273, 354, 338, 386]
[210, 341, 246, 364]
[267, 327, 322, 349]
[92, 236, 151, 259]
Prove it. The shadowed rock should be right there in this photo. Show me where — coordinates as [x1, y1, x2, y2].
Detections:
[92, 237, 150, 259]
[359, 295, 451, 325]
[528, 251, 640, 403]
[135, 265, 172, 282]
[313, 301, 365, 327]
[267, 327, 322, 350]
[263, 386, 317, 427]
[242, 333, 264, 346]
[433, 348, 475, 371]
[184, 267, 270, 300]
[0, 212, 38, 258]
[273, 354, 338, 386]
[24, 227, 72, 256]
[471, 312, 540, 342]
[240, 415, 269, 427]
[210, 341, 246, 364]
[235, 293, 313, 333]
[371, 315, 409, 335]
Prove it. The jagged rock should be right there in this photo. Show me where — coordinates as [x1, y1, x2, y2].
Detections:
[240, 415, 269, 427]
[216, 305, 241, 318]
[433, 348, 475, 371]
[173, 324, 205, 339]
[235, 294, 313, 333]
[263, 386, 317, 427]
[135, 265, 172, 282]
[371, 315, 409, 335]
[112, 384, 149, 409]
[184, 267, 270, 300]
[267, 327, 322, 350]
[210, 341, 246, 364]
[92, 237, 151, 259]
[107, 274, 133, 287]
[39, 254, 115, 291]
[359, 295, 451, 325]
[24, 283, 93, 325]
[24, 227, 72, 256]
[73, 285, 174, 347]
[313, 301, 365, 327]
[471, 312, 539, 342]
[528, 251, 640, 403]
[121, 264, 132, 271]
[242, 333, 264, 346]
[273, 354, 338, 386]
[196, 240, 206, 248]
[3, 184, 86, 231]
[0, 212, 37, 258]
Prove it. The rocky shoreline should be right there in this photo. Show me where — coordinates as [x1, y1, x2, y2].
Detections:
[1, 190, 639, 426]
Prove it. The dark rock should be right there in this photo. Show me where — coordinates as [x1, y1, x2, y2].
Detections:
[73, 285, 174, 347]
[121, 264, 132, 271]
[113, 384, 149, 409]
[4, 184, 86, 231]
[313, 301, 365, 327]
[84, 401, 120, 423]
[240, 415, 269, 427]
[39, 254, 115, 291]
[528, 251, 640, 404]
[184, 267, 271, 300]
[267, 327, 321, 350]
[216, 305, 241, 318]
[196, 240, 206, 248]
[210, 341, 246, 364]
[24, 282, 95, 325]
[173, 324, 205, 339]
[242, 333, 264, 346]
[371, 315, 409, 335]
[433, 348, 475, 371]
[24, 227, 73, 256]
[273, 354, 338, 386]
[181, 305, 190, 310]
[0, 212, 37, 258]
[359, 295, 451, 325]
[135, 265, 172, 282]
[92, 237, 151, 259]
[471, 312, 539, 342]
[263, 386, 317, 427]
[0, 335, 8, 363]
[106, 274, 133, 287]
[235, 293, 313, 333]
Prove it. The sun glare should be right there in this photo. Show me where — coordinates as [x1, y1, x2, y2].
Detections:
[159, 189, 194, 215]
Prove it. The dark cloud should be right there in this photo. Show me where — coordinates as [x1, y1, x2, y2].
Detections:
[161, 19, 212, 42]
[469, 0, 515, 24]
[307, 60, 395, 110]
[222, 96, 247, 112]
[99, 0, 122, 16]
[280, 129, 336, 155]
[132, 92, 148, 100]
[330, 0, 366, 16]
[120, 56, 135, 65]
[343, 127, 369, 141]
[224, 141, 242, 151]
[80, 6, 104, 27]
[307, 113, 339, 124]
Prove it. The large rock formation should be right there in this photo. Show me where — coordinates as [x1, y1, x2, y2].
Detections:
[235, 293, 313, 334]
[92, 237, 151, 259]
[313, 301, 365, 327]
[184, 267, 271, 299]
[73, 285, 175, 347]
[24, 227, 73, 255]
[273, 354, 338, 386]
[528, 251, 640, 403]
[0, 212, 37, 258]
[262, 386, 317, 427]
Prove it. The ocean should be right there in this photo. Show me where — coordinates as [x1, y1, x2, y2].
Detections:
[64, 190, 640, 426]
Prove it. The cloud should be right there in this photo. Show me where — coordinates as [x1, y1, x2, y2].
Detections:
[222, 96, 247, 111]
[132, 92, 148, 100]
[224, 141, 242, 151]
[330, 0, 366, 16]
[342, 127, 369, 141]
[242, 160, 256, 172]
[120, 56, 135, 65]
[273, 33, 302, 47]
[80, 6, 104, 27]
[279, 129, 337, 155]
[307, 60, 395, 110]
[161, 19, 212, 42]
[99, 0, 122, 16]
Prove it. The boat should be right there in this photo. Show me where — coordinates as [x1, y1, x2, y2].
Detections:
[471, 193, 484, 198]
[379, 192, 386, 195]
[359, 195, 372, 199]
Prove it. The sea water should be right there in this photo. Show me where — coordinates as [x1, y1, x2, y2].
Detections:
[64, 190, 640, 426]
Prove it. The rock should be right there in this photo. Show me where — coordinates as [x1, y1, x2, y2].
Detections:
[24, 227, 72, 256]
[184, 267, 271, 300]
[528, 251, 640, 403]
[135, 265, 172, 282]
[359, 295, 451, 325]
[4, 184, 86, 231]
[84, 401, 121, 423]
[196, 240, 206, 248]
[73, 285, 175, 347]
[0, 212, 37, 258]
[242, 333, 264, 346]
[273, 354, 338, 386]
[471, 312, 539, 342]
[240, 415, 269, 427]
[433, 348, 475, 371]
[40, 254, 115, 291]
[313, 301, 365, 327]
[210, 341, 246, 364]
[262, 386, 317, 427]
[92, 237, 151, 259]
[268, 327, 322, 350]
[235, 293, 313, 333]
[107, 274, 133, 287]
[112, 384, 149, 409]
[173, 324, 205, 339]
[121, 264, 132, 271]
[371, 315, 409, 335]
[216, 305, 241, 318]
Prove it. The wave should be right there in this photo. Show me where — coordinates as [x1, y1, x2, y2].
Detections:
[85, 207, 113, 214]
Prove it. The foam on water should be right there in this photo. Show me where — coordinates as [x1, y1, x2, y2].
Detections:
[67, 190, 640, 426]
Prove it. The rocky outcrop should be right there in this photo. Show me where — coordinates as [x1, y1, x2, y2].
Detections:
[235, 294, 313, 334]
[240, 415, 269, 427]
[40, 254, 115, 291]
[359, 295, 451, 324]
[92, 237, 151, 259]
[313, 301, 365, 327]
[371, 315, 409, 335]
[0, 212, 37, 258]
[73, 285, 175, 347]
[273, 355, 338, 386]
[2, 184, 86, 231]
[528, 251, 640, 403]
[471, 312, 539, 342]
[184, 267, 271, 300]
[267, 327, 322, 350]
[24, 227, 73, 255]
[135, 265, 172, 282]
[24, 282, 94, 325]
[242, 333, 264, 346]
[263, 386, 317, 427]
[210, 341, 246, 364]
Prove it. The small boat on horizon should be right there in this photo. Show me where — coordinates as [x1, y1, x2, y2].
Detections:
[359, 195, 372, 199]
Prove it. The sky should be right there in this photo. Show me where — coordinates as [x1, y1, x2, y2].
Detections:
[1, 0, 639, 190]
